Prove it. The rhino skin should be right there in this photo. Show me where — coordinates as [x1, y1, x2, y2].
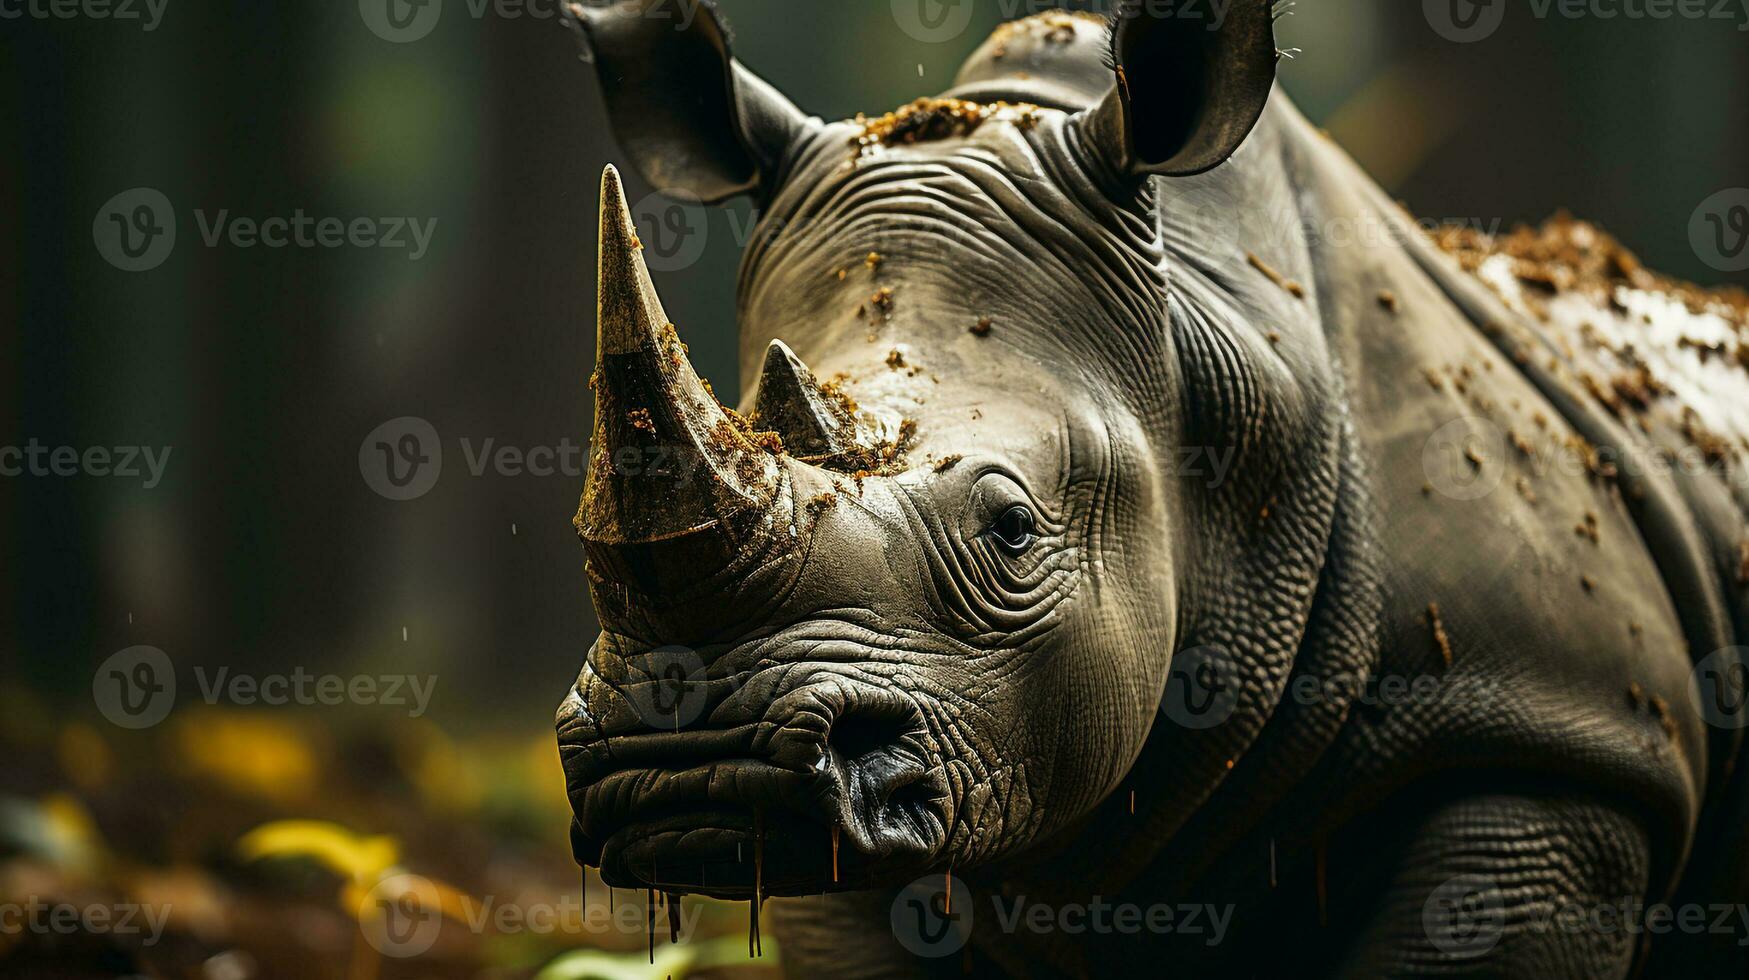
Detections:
[554, 3, 1749, 976]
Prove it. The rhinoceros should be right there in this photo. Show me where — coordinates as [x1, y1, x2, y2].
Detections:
[554, 2, 1749, 975]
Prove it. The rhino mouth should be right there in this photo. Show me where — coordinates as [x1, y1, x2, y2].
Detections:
[559, 676, 953, 898]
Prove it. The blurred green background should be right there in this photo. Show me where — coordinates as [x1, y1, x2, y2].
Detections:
[1, 1, 1745, 977]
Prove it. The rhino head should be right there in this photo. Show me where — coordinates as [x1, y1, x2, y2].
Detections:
[557, 0, 1303, 900]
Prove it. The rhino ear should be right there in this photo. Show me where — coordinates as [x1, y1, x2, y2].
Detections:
[567, 0, 811, 203]
[1080, 0, 1279, 178]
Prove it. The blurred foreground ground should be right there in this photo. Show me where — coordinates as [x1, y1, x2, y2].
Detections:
[0, 688, 778, 980]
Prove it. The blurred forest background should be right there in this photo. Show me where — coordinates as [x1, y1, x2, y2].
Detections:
[2, 1, 1746, 977]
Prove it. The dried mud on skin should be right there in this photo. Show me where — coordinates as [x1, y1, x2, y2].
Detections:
[851, 98, 1041, 159]
[1432, 213, 1749, 481]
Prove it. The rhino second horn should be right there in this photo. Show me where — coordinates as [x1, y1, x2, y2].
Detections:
[575, 164, 780, 551]
[752, 339, 857, 460]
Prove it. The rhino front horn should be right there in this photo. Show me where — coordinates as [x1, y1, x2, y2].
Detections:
[576, 166, 786, 609]
[753, 340, 857, 460]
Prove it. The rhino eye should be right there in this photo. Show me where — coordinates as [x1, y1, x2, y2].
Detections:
[987, 505, 1037, 556]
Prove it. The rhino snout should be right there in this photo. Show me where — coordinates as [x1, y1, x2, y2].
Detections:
[559, 661, 951, 899]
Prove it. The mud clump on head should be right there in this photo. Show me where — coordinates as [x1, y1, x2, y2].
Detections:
[853, 99, 1043, 158]
[857, 98, 990, 153]
[970, 317, 994, 337]
[830, 418, 918, 482]
[870, 287, 895, 320]
[747, 363, 917, 479]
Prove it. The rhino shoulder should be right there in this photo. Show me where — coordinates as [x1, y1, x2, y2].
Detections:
[1280, 125, 1717, 887]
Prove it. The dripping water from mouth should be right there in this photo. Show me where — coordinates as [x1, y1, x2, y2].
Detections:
[646, 887, 656, 964]
[748, 809, 765, 957]
[831, 823, 840, 883]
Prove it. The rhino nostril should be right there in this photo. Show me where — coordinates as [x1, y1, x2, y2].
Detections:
[826, 710, 912, 766]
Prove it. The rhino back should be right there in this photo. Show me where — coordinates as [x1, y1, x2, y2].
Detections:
[1264, 97, 1740, 902]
